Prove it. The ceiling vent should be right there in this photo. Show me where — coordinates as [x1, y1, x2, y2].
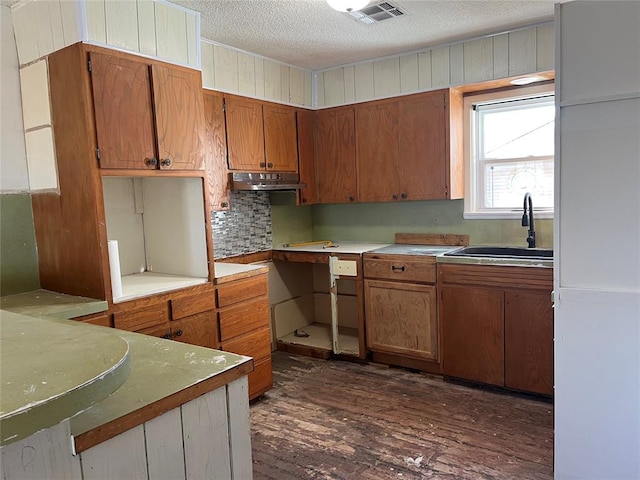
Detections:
[347, 1, 405, 24]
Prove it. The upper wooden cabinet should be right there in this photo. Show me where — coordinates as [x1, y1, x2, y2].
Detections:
[89, 51, 205, 171]
[355, 99, 400, 202]
[263, 104, 298, 172]
[296, 109, 316, 205]
[225, 95, 298, 172]
[355, 89, 463, 202]
[315, 106, 357, 204]
[203, 90, 230, 212]
[225, 96, 265, 171]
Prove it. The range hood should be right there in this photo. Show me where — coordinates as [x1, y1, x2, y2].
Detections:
[230, 172, 306, 191]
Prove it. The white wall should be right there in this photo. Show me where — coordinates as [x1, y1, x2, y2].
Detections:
[1, 5, 28, 193]
[554, 2, 640, 478]
[317, 23, 554, 107]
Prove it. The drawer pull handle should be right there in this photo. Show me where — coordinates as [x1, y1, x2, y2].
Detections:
[391, 265, 405, 272]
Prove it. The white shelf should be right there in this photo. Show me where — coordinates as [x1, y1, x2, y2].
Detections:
[114, 272, 208, 303]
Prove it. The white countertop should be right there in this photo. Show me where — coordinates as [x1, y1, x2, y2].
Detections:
[274, 241, 390, 255]
[214, 262, 268, 279]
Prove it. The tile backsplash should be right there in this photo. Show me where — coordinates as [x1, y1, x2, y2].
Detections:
[212, 191, 272, 259]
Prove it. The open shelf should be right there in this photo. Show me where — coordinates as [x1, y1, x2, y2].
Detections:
[277, 323, 359, 356]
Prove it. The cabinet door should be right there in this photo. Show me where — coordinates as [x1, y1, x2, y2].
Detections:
[398, 91, 448, 200]
[505, 290, 554, 396]
[152, 65, 205, 170]
[365, 280, 438, 361]
[315, 107, 357, 204]
[89, 52, 157, 170]
[297, 109, 316, 205]
[263, 104, 298, 172]
[356, 100, 400, 202]
[441, 285, 504, 386]
[203, 91, 230, 211]
[225, 96, 265, 170]
[172, 311, 218, 349]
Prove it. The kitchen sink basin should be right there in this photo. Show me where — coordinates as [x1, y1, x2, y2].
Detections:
[444, 246, 553, 260]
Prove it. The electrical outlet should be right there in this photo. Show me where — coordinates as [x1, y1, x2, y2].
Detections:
[330, 259, 357, 277]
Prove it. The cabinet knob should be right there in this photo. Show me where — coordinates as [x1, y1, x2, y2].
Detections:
[173, 329, 183, 338]
[221, 202, 229, 208]
[160, 158, 172, 167]
[162, 332, 171, 339]
[401, 192, 407, 199]
[260, 162, 266, 168]
[302, 198, 307, 204]
[349, 196, 354, 202]
[267, 162, 274, 168]
[392, 194, 398, 200]
[145, 157, 158, 167]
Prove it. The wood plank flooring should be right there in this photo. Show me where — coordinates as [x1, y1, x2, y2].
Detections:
[250, 352, 553, 480]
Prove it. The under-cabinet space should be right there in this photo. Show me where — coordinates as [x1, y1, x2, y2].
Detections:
[102, 177, 210, 302]
[270, 255, 364, 359]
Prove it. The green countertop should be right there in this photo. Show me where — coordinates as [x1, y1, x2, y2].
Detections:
[71, 329, 252, 451]
[0, 311, 130, 445]
[0, 289, 108, 319]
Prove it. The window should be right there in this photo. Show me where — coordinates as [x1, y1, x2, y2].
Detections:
[464, 84, 555, 218]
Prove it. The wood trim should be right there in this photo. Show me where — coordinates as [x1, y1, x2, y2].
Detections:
[455, 72, 554, 94]
[394, 233, 470, 246]
[73, 360, 254, 453]
[438, 264, 553, 290]
[276, 341, 331, 359]
[215, 251, 272, 264]
[99, 169, 206, 178]
[371, 352, 442, 375]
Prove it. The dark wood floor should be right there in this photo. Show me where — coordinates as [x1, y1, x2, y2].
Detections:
[250, 352, 553, 480]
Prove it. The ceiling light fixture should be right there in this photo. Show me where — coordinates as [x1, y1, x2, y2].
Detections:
[327, 0, 370, 13]
[510, 75, 546, 86]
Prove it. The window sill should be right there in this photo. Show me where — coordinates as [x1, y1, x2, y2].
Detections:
[463, 211, 554, 220]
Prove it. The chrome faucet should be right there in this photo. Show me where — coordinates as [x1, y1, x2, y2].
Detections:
[522, 192, 536, 248]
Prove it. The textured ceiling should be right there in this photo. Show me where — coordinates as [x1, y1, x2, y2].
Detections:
[167, 0, 558, 70]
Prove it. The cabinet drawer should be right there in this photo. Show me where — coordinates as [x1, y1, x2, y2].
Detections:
[171, 291, 215, 320]
[364, 257, 436, 283]
[217, 275, 268, 308]
[75, 313, 112, 327]
[248, 356, 273, 400]
[221, 327, 271, 360]
[219, 297, 269, 342]
[114, 302, 169, 331]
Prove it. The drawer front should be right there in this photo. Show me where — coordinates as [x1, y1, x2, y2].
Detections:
[217, 274, 268, 308]
[76, 313, 112, 327]
[248, 356, 273, 400]
[221, 327, 271, 360]
[219, 297, 269, 342]
[114, 302, 169, 331]
[171, 291, 215, 320]
[364, 258, 436, 283]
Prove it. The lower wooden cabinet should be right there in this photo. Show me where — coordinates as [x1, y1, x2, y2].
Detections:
[217, 271, 272, 400]
[505, 290, 554, 396]
[365, 280, 438, 361]
[438, 264, 553, 396]
[363, 253, 440, 372]
[112, 284, 218, 350]
[440, 285, 504, 386]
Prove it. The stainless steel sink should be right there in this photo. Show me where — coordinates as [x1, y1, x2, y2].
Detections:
[444, 246, 553, 260]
